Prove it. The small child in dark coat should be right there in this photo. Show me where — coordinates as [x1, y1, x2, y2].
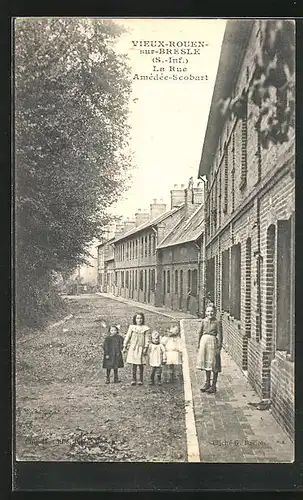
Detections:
[102, 325, 124, 384]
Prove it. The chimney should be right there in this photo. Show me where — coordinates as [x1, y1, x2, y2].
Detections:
[123, 218, 136, 232]
[150, 198, 167, 220]
[170, 184, 186, 209]
[184, 177, 204, 217]
[135, 209, 150, 226]
[115, 222, 126, 236]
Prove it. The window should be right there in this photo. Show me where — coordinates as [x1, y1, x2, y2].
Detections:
[218, 169, 222, 227]
[139, 270, 143, 290]
[206, 257, 215, 302]
[213, 181, 217, 231]
[121, 271, 125, 288]
[152, 235, 156, 254]
[223, 143, 228, 213]
[148, 234, 151, 255]
[276, 218, 294, 353]
[240, 93, 248, 190]
[175, 270, 178, 294]
[135, 270, 138, 290]
[151, 269, 155, 291]
[115, 271, 117, 286]
[245, 238, 252, 337]
[163, 271, 166, 295]
[256, 114, 262, 183]
[126, 242, 129, 260]
[144, 269, 147, 292]
[231, 133, 235, 212]
[135, 239, 138, 258]
[141, 237, 144, 257]
[230, 244, 241, 319]
[167, 270, 170, 293]
[222, 249, 230, 312]
[191, 269, 198, 297]
[126, 271, 129, 288]
[187, 269, 191, 292]
[180, 270, 183, 296]
[145, 236, 148, 257]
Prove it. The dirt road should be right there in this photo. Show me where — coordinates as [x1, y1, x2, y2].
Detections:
[15, 294, 187, 462]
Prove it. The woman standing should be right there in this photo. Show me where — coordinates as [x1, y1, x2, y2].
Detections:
[196, 303, 223, 393]
[123, 312, 150, 385]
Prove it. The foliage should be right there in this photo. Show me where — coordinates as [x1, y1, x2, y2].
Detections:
[15, 18, 133, 326]
[219, 20, 295, 148]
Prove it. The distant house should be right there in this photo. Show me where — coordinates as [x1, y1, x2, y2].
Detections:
[70, 239, 99, 292]
[113, 198, 184, 306]
[97, 237, 115, 293]
[112, 180, 205, 311]
[157, 204, 205, 316]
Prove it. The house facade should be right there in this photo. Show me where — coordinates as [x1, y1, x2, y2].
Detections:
[112, 198, 184, 306]
[198, 20, 295, 438]
[97, 237, 115, 293]
[110, 181, 205, 310]
[157, 204, 205, 316]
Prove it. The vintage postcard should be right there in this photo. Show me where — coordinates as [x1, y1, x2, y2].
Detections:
[14, 17, 295, 479]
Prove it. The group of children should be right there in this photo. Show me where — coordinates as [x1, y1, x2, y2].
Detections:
[102, 312, 183, 386]
[102, 303, 223, 393]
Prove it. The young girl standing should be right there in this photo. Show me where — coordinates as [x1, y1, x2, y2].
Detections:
[161, 324, 183, 383]
[147, 331, 166, 385]
[102, 325, 124, 384]
[123, 312, 150, 385]
[196, 304, 223, 393]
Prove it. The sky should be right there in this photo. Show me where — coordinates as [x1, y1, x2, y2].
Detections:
[108, 19, 226, 220]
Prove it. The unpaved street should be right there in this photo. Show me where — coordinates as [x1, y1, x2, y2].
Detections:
[16, 294, 187, 462]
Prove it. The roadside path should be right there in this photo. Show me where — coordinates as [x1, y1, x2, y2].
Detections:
[95, 292, 294, 463]
[16, 295, 187, 462]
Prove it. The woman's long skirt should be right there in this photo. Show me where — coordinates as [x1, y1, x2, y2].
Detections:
[196, 334, 221, 372]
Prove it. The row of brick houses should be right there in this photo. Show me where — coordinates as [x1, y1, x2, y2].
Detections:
[199, 20, 295, 439]
[97, 180, 205, 316]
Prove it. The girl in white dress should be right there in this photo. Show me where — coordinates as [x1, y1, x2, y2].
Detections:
[147, 331, 166, 385]
[161, 325, 183, 383]
[123, 312, 150, 385]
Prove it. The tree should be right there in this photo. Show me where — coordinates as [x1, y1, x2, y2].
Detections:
[219, 20, 295, 149]
[15, 18, 133, 326]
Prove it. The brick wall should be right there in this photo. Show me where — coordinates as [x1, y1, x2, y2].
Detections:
[206, 167, 295, 437]
[202, 19, 295, 438]
[271, 351, 295, 439]
[156, 243, 200, 314]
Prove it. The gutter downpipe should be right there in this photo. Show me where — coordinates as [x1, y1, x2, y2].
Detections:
[199, 175, 208, 316]
[194, 240, 201, 317]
